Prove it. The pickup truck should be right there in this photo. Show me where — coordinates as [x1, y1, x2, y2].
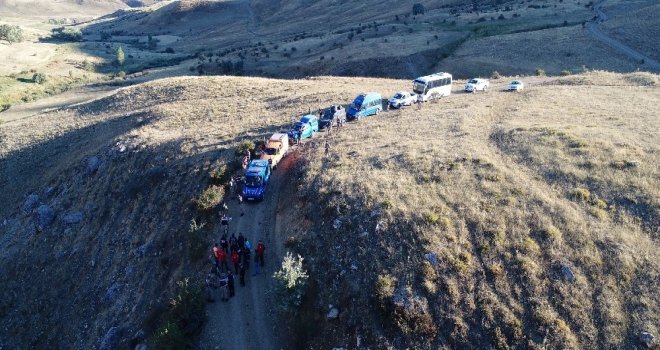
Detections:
[242, 159, 272, 201]
[260, 133, 289, 169]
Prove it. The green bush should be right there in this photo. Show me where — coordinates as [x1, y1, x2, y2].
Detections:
[196, 185, 225, 211]
[0, 24, 24, 44]
[535, 68, 546, 76]
[273, 252, 309, 312]
[569, 187, 591, 202]
[560, 70, 572, 76]
[116, 46, 125, 66]
[375, 274, 396, 302]
[50, 27, 82, 42]
[151, 278, 206, 348]
[188, 219, 208, 261]
[412, 3, 425, 15]
[32, 72, 48, 84]
[491, 71, 502, 79]
[235, 140, 255, 157]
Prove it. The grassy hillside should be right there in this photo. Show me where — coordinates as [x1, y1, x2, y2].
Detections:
[1, 71, 657, 348]
[78, 0, 655, 79]
[288, 71, 659, 348]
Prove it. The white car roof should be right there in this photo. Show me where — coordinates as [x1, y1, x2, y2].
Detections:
[270, 133, 288, 141]
[414, 72, 452, 83]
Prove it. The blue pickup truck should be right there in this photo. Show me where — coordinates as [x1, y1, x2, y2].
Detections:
[242, 159, 272, 201]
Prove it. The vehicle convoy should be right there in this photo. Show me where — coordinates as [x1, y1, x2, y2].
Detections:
[319, 105, 346, 129]
[388, 91, 417, 108]
[464, 78, 489, 93]
[347, 92, 382, 120]
[288, 114, 319, 141]
[260, 133, 289, 169]
[413, 72, 452, 102]
[242, 159, 272, 201]
[508, 80, 524, 91]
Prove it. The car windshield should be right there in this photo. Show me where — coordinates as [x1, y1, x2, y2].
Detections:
[351, 96, 364, 110]
[292, 124, 303, 131]
[413, 81, 426, 94]
[468, 79, 478, 84]
[322, 111, 333, 120]
[393, 93, 403, 99]
[245, 175, 262, 187]
[265, 147, 277, 155]
[511, 81, 520, 85]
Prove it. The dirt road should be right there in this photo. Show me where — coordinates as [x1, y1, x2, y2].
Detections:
[586, 0, 660, 71]
[197, 154, 298, 350]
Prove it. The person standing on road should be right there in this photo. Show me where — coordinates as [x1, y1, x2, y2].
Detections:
[256, 240, 265, 267]
[205, 270, 219, 302]
[231, 249, 240, 273]
[229, 233, 237, 252]
[239, 262, 246, 287]
[220, 212, 229, 235]
[218, 273, 229, 302]
[227, 271, 235, 298]
[324, 140, 330, 156]
[237, 233, 245, 251]
[220, 234, 228, 253]
[218, 247, 228, 272]
[212, 243, 222, 272]
[243, 245, 251, 270]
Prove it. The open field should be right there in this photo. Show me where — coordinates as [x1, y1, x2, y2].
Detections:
[290, 71, 659, 348]
[600, 0, 660, 62]
[1, 71, 657, 348]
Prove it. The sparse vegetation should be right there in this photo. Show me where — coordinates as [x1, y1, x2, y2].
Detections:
[116, 46, 125, 66]
[0, 24, 24, 44]
[273, 253, 309, 312]
[412, 3, 425, 15]
[535, 67, 546, 76]
[32, 72, 47, 84]
[151, 278, 206, 349]
[195, 185, 225, 212]
[48, 27, 82, 42]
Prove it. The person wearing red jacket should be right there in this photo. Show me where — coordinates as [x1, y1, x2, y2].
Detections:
[253, 240, 265, 276]
[218, 248, 228, 272]
[231, 250, 240, 274]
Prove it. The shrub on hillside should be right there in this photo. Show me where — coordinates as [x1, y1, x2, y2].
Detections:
[535, 68, 546, 76]
[32, 72, 48, 84]
[151, 278, 205, 348]
[196, 185, 225, 211]
[0, 24, 24, 44]
[50, 27, 82, 42]
[188, 219, 208, 261]
[273, 253, 309, 312]
[412, 3, 425, 15]
[116, 47, 125, 66]
[560, 70, 572, 76]
[235, 140, 255, 157]
[491, 71, 502, 79]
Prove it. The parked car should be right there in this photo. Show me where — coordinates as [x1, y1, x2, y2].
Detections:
[319, 105, 346, 129]
[242, 159, 272, 201]
[508, 80, 524, 91]
[260, 133, 289, 169]
[288, 114, 319, 141]
[388, 91, 416, 108]
[464, 78, 489, 92]
[347, 92, 382, 121]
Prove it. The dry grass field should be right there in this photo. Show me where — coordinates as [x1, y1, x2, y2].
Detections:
[288, 71, 659, 348]
[600, 0, 660, 61]
[0, 69, 658, 348]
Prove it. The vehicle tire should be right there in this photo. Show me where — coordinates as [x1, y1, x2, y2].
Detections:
[375, 108, 379, 115]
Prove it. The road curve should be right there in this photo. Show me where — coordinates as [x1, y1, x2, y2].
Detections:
[586, 0, 660, 71]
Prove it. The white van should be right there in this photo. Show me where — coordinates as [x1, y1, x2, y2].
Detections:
[413, 72, 452, 102]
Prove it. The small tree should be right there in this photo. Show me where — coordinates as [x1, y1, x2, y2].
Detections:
[413, 3, 425, 15]
[0, 24, 24, 44]
[32, 72, 47, 84]
[535, 68, 545, 76]
[116, 46, 125, 66]
[273, 253, 309, 311]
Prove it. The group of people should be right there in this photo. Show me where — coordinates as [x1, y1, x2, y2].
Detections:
[206, 221, 266, 302]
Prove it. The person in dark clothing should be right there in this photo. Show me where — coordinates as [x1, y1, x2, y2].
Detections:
[220, 235, 228, 253]
[227, 271, 235, 298]
[237, 233, 245, 251]
[231, 250, 240, 273]
[229, 233, 237, 252]
[239, 263, 246, 287]
[243, 246, 251, 270]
